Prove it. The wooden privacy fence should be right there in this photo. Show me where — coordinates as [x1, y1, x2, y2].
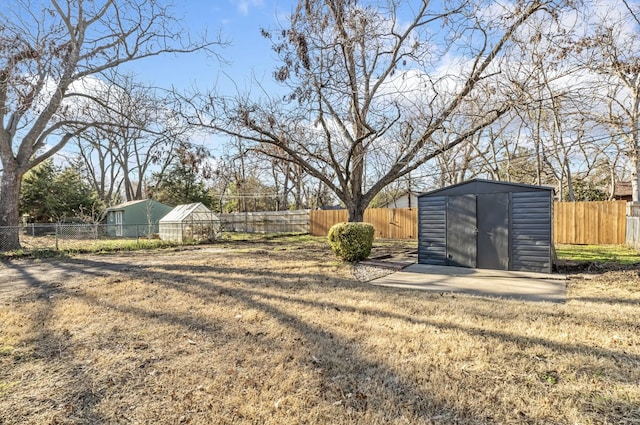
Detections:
[310, 201, 628, 245]
[553, 201, 627, 245]
[309, 208, 418, 239]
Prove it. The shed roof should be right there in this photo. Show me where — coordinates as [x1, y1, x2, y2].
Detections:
[418, 178, 554, 198]
[105, 199, 161, 212]
[159, 203, 219, 223]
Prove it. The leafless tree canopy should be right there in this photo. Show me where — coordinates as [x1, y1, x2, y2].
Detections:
[574, 3, 640, 202]
[193, 0, 569, 221]
[75, 72, 194, 204]
[0, 0, 218, 250]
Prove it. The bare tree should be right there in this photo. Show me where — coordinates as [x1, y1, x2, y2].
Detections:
[431, 130, 494, 187]
[76, 132, 122, 206]
[259, 145, 313, 210]
[190, 0, 568, 221]
[0, 0, 217, 250]
[76, 72, 191, 204]
[576, 1, 640, 202]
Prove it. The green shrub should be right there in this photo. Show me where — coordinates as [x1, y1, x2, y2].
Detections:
[327, 222, 375, 262]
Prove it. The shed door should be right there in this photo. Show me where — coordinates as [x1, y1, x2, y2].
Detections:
[446, 195, 476, 268]
[477, 193, 510, 270]
[115, 211, 123, 237]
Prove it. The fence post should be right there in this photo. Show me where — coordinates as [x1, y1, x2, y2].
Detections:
[55, 223, 59, 250]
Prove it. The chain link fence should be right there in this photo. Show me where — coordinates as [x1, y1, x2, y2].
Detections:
[0, 226, 24, 252]
[0, 217, 310, 253]
[218, 210, 309, 233]
[0, 223, 212, 252]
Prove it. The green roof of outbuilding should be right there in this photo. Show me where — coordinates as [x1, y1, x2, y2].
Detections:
[105, 199, 148, 211]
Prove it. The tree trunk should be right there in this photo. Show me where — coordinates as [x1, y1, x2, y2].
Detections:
[347, 135, 367, 222]
[563, 157, 575, 201]
[0, 162, 23, 251]
[631, 85, 640, 203]
[346, 201, 366, 222]
[632, 150, 639, 203]
[295, 178, 303, 210]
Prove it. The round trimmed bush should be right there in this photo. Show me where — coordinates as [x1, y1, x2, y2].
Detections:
[327, 222, 375, 262]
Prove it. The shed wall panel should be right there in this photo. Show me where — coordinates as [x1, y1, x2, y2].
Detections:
[511, 192, 552, 273]
[418, 196, 447, 265]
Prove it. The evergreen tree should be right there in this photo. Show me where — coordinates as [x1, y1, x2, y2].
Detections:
[20, 160, 102, 222]
[148, 161, 213, 208]
[147, 144, 218, 208]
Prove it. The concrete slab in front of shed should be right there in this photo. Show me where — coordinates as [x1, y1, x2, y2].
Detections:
[369, 264, 566, 303]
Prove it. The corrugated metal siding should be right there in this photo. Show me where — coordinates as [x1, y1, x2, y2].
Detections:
[511, 192, 552, 273]
[418, 196, 447, 265]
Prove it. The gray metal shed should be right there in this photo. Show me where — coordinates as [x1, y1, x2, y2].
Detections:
[418, 179, 554, 273]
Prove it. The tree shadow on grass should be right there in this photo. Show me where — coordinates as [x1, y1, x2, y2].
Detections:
[3, 254, 639, 424]
[10, 255, 640, 370]
[570, 296, 640, 306]
[1, 262, 108, 424]
[151, 266, 640, 370]
[138, 259, 640, 424]
[2, 258, 480, 424]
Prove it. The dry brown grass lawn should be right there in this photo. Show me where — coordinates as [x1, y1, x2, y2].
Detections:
[0, 238, 639, 424]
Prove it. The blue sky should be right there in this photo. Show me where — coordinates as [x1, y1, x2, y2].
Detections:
[124, 0, 294, 94]
[49, 1, 295, 163]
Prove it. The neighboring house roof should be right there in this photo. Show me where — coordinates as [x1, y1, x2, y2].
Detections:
[105, 199, 152, 211]
[613, 181, 632, 199]
[159, 203, 219, 223]
[379, 191, 419, 209]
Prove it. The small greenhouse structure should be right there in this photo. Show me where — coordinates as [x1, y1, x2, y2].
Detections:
[159, 203, 221, 242]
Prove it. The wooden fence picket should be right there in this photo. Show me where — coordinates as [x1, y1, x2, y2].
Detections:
[310, 201, 628, 245]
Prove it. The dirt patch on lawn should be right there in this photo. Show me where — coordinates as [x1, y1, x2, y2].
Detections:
[555, 258, 640, 275]
[0, 250, 195, 302]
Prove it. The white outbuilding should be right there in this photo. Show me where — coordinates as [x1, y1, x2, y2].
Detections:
[159, 203, 221, 242]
